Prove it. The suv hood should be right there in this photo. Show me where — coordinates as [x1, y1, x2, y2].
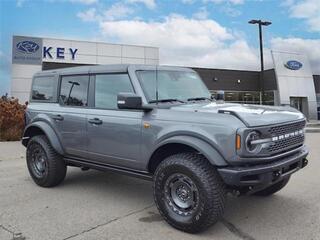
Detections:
[170, 102, 305, 127]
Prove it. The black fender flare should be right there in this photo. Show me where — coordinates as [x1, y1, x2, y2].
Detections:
[151, 135, 228, 166]
[22, 121, 64, 155]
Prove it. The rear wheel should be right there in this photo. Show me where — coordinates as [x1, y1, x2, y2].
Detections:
[26, 135, 66, 187]
[253, 177, 290, 196]
[153, 153, 226, 233]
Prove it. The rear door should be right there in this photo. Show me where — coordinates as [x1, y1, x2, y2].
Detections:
[54, 74, 90, 157]
[86, 73, 144, 170]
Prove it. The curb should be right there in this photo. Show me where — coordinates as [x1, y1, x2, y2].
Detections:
[306, 128, 320, 133]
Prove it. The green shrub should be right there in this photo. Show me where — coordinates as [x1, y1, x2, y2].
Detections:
[0, 94, 26, 141]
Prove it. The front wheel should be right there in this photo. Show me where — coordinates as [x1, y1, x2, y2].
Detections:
[153, 153, 226, 233]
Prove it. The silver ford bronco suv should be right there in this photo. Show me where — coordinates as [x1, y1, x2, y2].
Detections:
[23, 64, 308, 233]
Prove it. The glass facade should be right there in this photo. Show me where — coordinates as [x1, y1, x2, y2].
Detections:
[211, 90, 275, 105]
[316, 94, 320, 120]
[263, 91, 275, 105]
[316, 94, 320, 107]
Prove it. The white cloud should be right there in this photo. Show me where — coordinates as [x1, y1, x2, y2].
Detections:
[271, 37, 320, 74]
[205, 0, 245, 5]
[287, 0, 320, 32]
[181, 0, 195, 4]
[104, 3, 134, 20]
[204, 0, 243, 17]
[77, 0, 158, 23]
[127, 0, 156, 9]
[77, 3, 134, 22]
[229, 0, 244, 4]
[221, 5, 242, 17]
[77, 4, 319, 73]
[281, 0, 295, 6]
[290, 0, 319, 18]
[192, 7, 209, 20]
[77, 8, 99, 22]
[69, 0, 98, 4]
[17, 0, 99, 7]
[99, 15, 260, 70]
[16, 0, 26, 7]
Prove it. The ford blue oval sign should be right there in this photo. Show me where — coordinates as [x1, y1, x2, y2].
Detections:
[284, 60, 303, 70]
[16, 41, 40, 54]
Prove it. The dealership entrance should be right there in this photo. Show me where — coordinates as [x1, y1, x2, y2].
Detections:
[290, 97, 309, 118]
[272, 50, 318, 120]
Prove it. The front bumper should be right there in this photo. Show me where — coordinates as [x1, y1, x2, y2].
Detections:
[217, 146, 309, 188]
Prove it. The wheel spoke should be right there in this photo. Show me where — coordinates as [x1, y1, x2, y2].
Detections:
[30, 143, 48, 178]
[165, 173, 199, 216]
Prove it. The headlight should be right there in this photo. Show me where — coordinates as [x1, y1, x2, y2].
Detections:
[245, 131, 263, 154]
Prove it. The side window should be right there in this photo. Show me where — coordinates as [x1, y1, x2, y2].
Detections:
[95, 74, 134, 109]
[59, 75, 89, 107]
[31, 76, 57, 101]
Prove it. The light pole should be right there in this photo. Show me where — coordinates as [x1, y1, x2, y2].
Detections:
[67, 81, 80, 104]
[248, 19, 272, 105]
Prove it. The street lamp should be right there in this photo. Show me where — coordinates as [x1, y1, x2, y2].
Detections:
[67, 81, 80, 104]
[248, 19, 272, 105]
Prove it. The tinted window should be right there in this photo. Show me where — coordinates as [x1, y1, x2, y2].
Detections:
[32, 76, 57, 101]
[95, 74, 134, 109]
[59, 75, 89, 107]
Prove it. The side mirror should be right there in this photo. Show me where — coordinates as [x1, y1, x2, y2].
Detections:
[216, 90, 225, 101]
[117, 93, 152, 111]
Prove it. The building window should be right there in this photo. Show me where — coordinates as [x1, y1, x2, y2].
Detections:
[316, 94, 320, 107]
[59, 75, 89, 107]
[263, 91, 275, 105]
[31, 76, 57, 102]
[95, 74, 134, 109]
[211, 90, 275, 105]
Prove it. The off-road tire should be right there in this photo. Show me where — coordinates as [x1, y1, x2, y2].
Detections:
[26, 135, 66, 187]
[153, 153, 226, 233]
[253, 177, 290, 196]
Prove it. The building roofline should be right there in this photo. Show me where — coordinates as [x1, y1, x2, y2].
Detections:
[271, 49, 304, 55]
[12, 35, 159, 49]
[190, 66, 275, 73]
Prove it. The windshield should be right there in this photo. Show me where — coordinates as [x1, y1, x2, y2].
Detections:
[136, 70, 211, 103]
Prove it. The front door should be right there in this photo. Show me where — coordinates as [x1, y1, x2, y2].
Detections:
[86, 73, 143, 170]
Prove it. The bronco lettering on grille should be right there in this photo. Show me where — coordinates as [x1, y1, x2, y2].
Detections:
[271, 130, 304, 142]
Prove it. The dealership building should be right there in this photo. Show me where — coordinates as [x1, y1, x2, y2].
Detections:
[11, 35, 320, 119]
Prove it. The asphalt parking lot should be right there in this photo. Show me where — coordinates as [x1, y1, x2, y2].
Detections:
[0, 133, 319, 240]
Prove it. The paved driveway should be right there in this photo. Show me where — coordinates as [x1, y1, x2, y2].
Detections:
[0, 133, 319, 240]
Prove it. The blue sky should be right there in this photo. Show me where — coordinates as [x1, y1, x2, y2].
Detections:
[1, 0, 320, 95]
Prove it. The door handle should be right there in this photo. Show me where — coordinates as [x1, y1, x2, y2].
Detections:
[52, 114, 64, 121]
[88, 118, 103, 125]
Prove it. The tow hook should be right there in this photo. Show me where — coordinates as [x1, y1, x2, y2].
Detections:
[273, 170, 281, 180]
[302, 158, 308, 168]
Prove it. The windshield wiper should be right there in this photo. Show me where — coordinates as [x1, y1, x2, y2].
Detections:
[149, 98, 185, 104]
[187, 97, 212, 102]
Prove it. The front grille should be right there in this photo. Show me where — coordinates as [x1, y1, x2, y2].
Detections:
[267, 135, 304, 153]
[266, 120, 306, 154]
[268, 120, 306, 135]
